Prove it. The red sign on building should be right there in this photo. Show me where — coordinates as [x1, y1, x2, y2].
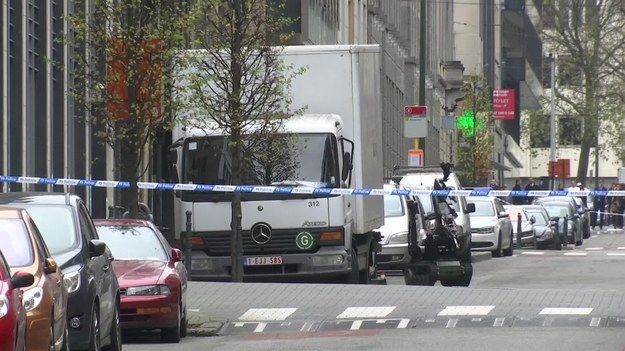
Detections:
[404, 105, 427, 116]
[492, 89, 515, 120]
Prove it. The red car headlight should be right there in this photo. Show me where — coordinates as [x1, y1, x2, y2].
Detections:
[126, 285, 170, 296]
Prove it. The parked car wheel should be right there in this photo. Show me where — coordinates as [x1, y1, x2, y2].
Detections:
[87, 305, 101, 351]
[492, 233, 503, 257]
[502, 231, 514, 256]
[161, 308, 181, 343]
[180, 303, 187, 338]
[103, 302, 122, 351]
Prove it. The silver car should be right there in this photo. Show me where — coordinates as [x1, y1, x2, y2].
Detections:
[468, 197, 514, 257]
[503, 205, 537, 248]
[376, 184, 428, 271]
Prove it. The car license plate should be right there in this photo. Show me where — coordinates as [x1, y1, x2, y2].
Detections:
[244, 256, 283, 266]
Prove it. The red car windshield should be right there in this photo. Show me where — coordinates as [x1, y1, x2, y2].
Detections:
[96, 225, 168, 260]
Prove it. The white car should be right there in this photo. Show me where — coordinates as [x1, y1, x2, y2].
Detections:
[467, 196, 514, 257]
[375, 183, 428, 271]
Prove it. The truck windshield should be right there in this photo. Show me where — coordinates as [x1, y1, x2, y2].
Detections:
[183, 133, 340, 188]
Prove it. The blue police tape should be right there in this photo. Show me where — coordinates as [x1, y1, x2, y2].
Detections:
[2, 175, 625, 197]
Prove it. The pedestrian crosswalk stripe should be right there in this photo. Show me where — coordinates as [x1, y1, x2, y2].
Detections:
[606, 253, 625, 256]
[337, 306, 396, 319]
[522, 251, 544, 255]
[563, 252, 587, 256]
[238, 308, 298, 321]
[585, 247, 603, 250]
[539, 307, 593, 315]
[617, 247, 625, 250]
[437, 305, 495, 316]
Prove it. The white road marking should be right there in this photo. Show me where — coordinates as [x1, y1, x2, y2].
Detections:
[397, 319, 411, 329]
[188, 308, 200, 312]
[591, 235, 598, 238]
[617, 247, 625, 250]
[438, 305, 495, 316]
[563, 252, 587, 256]
[585, 247, 603, 250]
[375, 319, 387, 324]
[337, 306, 396, 319]
[254, 322, 267, 333]
[445, 318, 458, 328]
[590, 317, 601, 327]
[606, 253, 625, 256]
[493, 317, 505, 327]
[539, 307, 594, 315]
[238, 308, 298, 321]
[300, 322, 314, 332]
[350, 320, 363, 330]
[522, 251, 545, 255]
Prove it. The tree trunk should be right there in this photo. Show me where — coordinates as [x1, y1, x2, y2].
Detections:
[119, 135, 140, 218]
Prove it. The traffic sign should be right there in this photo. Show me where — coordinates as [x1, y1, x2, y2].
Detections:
[404, 105, 428, 138]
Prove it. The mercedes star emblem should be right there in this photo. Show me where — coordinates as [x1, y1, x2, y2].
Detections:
[251, 223, 272, 245]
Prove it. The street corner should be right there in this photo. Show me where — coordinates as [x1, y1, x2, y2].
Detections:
[471, 251, 492, 263]
[187, 309, 227, 337]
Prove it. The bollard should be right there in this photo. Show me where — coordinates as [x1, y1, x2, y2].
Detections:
[552, 217, 560, 246]
[517, 212, 522, 249]
[184, 210, 192, 280]
[563, 215, 569, 245]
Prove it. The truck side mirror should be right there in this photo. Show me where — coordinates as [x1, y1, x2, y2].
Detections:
[168, 149, 178, 164]
[341, 152, 352, 182]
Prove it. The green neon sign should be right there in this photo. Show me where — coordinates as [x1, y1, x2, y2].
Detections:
[456, 109, 485, 137]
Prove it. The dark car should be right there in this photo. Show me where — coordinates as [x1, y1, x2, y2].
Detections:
[534, 196, 590, 239]
[539, 200, 583, 246]
[522, 205, 562, 250]
[94, 219, 188, 343]
[0, 193, 121, 351]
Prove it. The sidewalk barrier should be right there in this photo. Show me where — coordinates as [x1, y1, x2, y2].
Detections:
[3, 175, 625, 198]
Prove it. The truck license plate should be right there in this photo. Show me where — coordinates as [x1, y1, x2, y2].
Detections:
[244, 256, 283, 266]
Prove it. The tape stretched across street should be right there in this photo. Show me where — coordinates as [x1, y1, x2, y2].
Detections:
[2, 175, 625, 198]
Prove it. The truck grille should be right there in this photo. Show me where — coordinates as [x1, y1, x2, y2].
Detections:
[195, 229, 322, 255]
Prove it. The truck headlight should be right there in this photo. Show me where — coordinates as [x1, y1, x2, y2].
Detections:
[63, 270, 81, 294]
[23, 287, 44, 311]
[126, 285, 170, 296]
[387, 232, 408, 244]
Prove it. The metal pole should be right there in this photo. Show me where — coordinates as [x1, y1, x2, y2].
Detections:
[184, 210, 193, 279]
[517, 212, 522, 249]
[549, 55, 556, 189]
[418, 0, 426, 158]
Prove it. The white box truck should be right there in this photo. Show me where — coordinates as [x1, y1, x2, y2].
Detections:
[168, 45, 386, 283]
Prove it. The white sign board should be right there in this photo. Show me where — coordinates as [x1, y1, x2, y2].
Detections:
[403, 106, 428, 138]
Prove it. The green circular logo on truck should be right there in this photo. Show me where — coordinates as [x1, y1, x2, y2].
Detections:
[296, 232, 314, 250]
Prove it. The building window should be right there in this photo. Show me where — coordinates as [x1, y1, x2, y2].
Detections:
[557, 56, 582, 87]
[558, 115, 582, 146]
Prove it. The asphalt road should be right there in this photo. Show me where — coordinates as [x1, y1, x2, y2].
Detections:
[125, 227, 625, 351]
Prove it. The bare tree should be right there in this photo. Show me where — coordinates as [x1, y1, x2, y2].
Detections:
[67, 0, 191, 218]
[541, 0, 625, 182]
[175, 0, 300, 281]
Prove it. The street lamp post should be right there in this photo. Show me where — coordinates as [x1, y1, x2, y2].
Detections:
[549, 53, 557, 189]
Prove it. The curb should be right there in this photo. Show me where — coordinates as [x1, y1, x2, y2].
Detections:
[187, 320, 226, 337]
[471, 251, 492, 263]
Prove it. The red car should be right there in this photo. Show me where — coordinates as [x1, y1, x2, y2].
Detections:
[0, 250, 34, 351]
[93, 219, 188, 343]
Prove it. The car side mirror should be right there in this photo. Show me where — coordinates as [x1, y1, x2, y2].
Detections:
[341, 152, 352, 182]
[11, 271, 34, 289]
[171, 248, 183, 262]
[498, 212, 509, 218]
[466, 203, 476, 213]
[89, 240, 107, 258]
[44, 258, 58, 274]
[530, 216, 536, 224]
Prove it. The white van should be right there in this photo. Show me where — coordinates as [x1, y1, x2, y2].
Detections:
[395, 168, 475, 263]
